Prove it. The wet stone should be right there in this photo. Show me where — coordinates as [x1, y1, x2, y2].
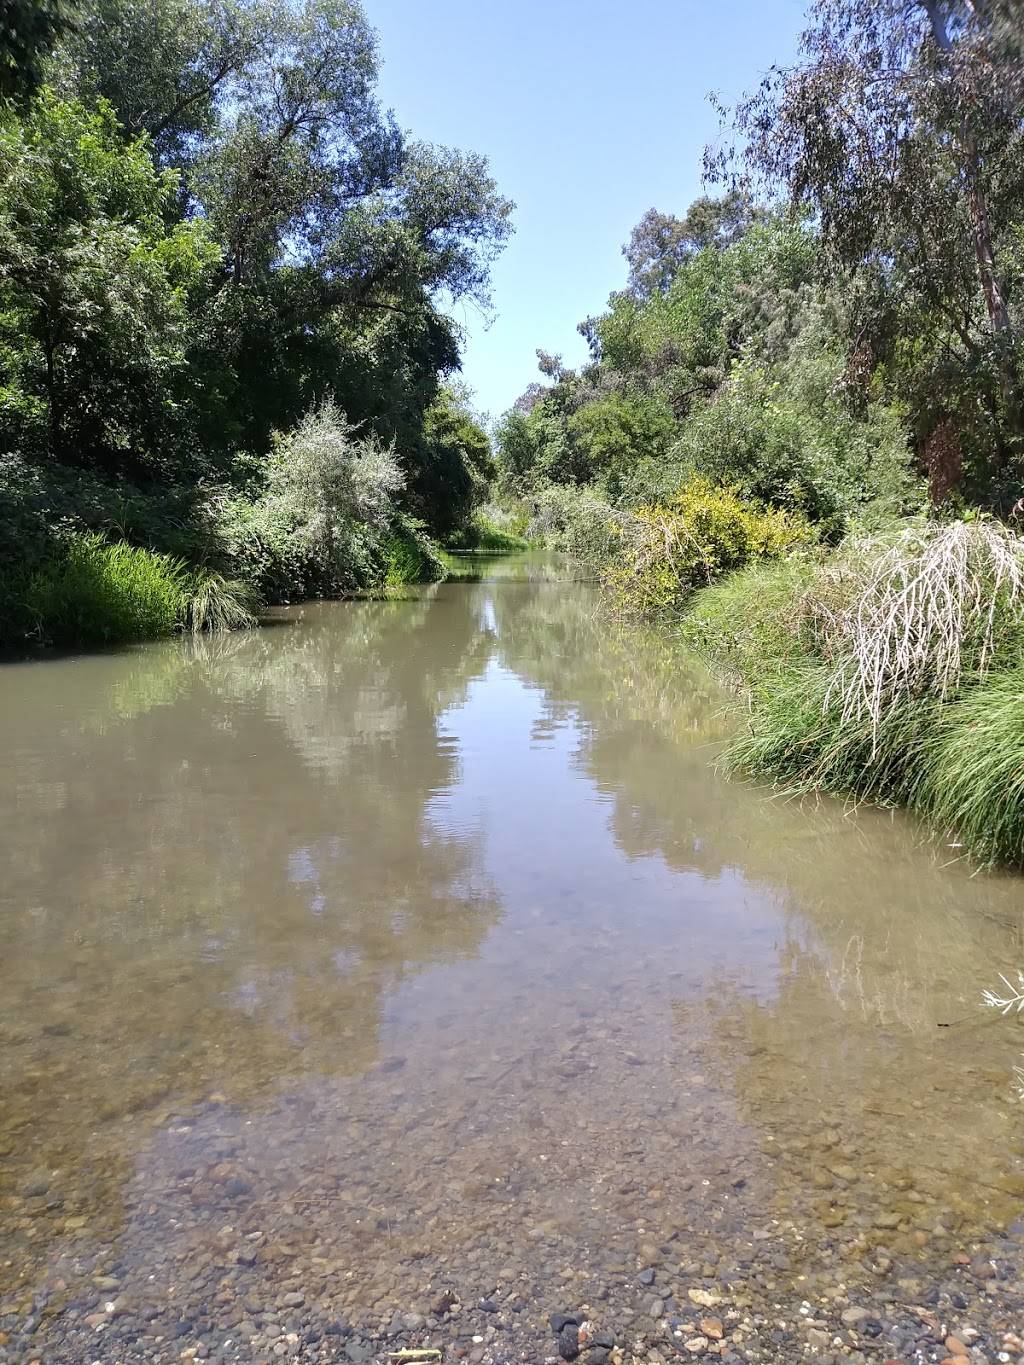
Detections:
[557, 1323, 580, 1359]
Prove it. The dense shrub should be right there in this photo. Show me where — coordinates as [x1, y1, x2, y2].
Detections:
[218, 400, 407, 600]
[525, 484, 620, 568]
[446, 504, 531, 552]
[604, 479, 815, 617]
[382, 517, 447, 590]
[671, 349, 922, 536]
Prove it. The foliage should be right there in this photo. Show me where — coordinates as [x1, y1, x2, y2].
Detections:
[0, 0, 74, 106]
[446, 507, 530, 553]
[413, 385, 493, 540]
[9, 534, 188, 646]
[622, 191, 758, 300]
[918, 664, 1024, 867]
[710, 0, 1024, 502]
[0, 0, 513, 646]
[525, 484, 620, 568]
[180, 569, 260, 634]
[382, 516, 446, 590]
[671, 346, 922, 534]
[680, 557, 819, 679]
[567, 392, 676, 496]
[0, 92, 218, 477]
[679, 517, 1024, 868]
[604, 479, 816, 618]
[221, 398, 405, 599]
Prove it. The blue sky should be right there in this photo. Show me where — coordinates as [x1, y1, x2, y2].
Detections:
[372, 1, 807, 422]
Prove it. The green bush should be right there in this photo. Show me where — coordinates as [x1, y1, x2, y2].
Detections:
[526, 484, 620, 567]
[447, 507, 530, 552]
[671, 348, 923, 536]
[382, 517, 446, 590]
[216, 400, 409, 600]
[13, 535, 188, 646]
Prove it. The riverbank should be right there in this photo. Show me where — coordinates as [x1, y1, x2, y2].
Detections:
[533, 485, 1024, 871]
[680, 520, 1024, 870]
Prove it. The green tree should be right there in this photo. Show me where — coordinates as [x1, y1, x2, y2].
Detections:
[623, 191, 758, 300]
[414, 385, 493, 539]
[0, 0, 75, 107]
[0, 92, 217, 476]
[712, 0, 1024, 499]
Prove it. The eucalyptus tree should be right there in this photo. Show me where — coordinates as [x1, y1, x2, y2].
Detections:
[623, 191, 758, 300]
[710, 0, 1024, 496]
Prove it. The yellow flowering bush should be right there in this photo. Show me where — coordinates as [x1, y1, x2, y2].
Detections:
[604, 477, 814, 618]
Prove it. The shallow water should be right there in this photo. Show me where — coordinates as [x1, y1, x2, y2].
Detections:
[3, 555, 1024, 1356]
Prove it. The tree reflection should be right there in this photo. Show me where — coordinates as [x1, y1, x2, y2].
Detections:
[0, 591, 501, 1280]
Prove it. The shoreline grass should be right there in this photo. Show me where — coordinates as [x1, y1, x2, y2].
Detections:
[677, 521, 1024, 870]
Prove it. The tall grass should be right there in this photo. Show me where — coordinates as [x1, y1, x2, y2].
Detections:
[680, 557, 817, 678]
[683, 519, 1024, 868]
[917, 665, 1024, 867]
[1, 536, 264, 649]
[22, 535, 187, 645]
[382, 518, 446, 591]
[820, 520, 1024, 734]
[181, 570, 261, 634]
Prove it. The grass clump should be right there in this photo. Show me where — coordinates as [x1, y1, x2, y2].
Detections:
[817, 520, 1024, 735]
[680, 556, 818, 678]
[20, 535, 188, 646]
[683, 516, 1024, 868]
[916, 666, 1024, 867]
[181, 570, 261, 634]
[1, 536, 266, 648]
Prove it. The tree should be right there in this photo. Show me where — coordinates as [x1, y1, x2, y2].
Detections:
[623, 191, 757, 299]
[710, 0, 1024, 493]
[413, 385, 493, 538]
[0, 93, 217, 475]
[0, 0, 75, 107]
[64, 0, 264, 164]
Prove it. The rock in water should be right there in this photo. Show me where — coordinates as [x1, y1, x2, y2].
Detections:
[549, 1313, 581, 1333]
[557, 1323, 580, 1360]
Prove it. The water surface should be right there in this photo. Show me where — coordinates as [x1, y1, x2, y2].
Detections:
[2, 556, 1024, 1352]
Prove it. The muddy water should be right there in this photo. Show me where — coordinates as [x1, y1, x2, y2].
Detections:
[2, 555, 1024, 1361]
